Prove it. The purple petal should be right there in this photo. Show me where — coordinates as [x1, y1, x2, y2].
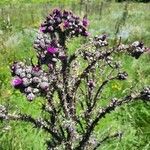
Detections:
[40, 26, 46, 32]
[47, 47, 58, 54]
[64, 21, 69, 28]
[83, 31, 89, 36]
[32, 66, 40, 72]
[82, 18, 89, 27]
[12, 77, 23, 87]
[53, 9, 61, 16]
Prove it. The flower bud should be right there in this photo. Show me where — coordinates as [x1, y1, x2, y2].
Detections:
[12, 77, 23, 87]
[39, 82, 49, 90]
[15, 68, 23, 76]
[27, 93, 35, 101]
[88, 79, 95, 89]
[24, 87, 32, 93]
[117, 72, 128, 80]
[33, 88, 39, 94]
[140, 87, 150, 101]
[32, 77, 40, 83]
[47, 47, 58, 54]
[22, 78, 31, 87]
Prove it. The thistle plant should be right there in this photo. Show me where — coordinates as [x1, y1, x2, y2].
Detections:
[0, 9, 149, 150]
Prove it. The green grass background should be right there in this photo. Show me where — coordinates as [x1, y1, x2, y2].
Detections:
[0, 0, 150, 149]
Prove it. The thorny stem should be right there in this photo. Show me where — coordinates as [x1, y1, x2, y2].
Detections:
[93, 132, 123, 150]
[73, 50, 114, 93]
[75, 93, 141, 150]
[89, 77, 117, 112]
[0, 112, 62, 142]
[5, 9, 150, 150]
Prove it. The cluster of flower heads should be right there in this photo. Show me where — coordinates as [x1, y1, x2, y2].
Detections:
[10, 9, 90, 101]
[33, 9, 89, 65]
[129, 41, 145, 59]
[140, 87, 150, 101]
[34, 32, 64, 64]
[11, 62, 53, 101]
[10, 9, 149, 104]
[118, 41, 146, 59]
[40, 9, 89, 37]
[93, 34, 108, 48]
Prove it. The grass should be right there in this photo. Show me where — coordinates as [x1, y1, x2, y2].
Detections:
[0, 1, 150, 150]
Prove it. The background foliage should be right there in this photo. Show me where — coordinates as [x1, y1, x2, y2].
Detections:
[0, 0, 150, 149]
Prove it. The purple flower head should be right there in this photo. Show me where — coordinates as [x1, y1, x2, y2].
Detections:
[53, 8, 61, 15]
[48, 63, 54, 70]
[48, 26, 54, 32]
[40, 26, 46, 32]
[100, 34, 107, 41]
[53, 9, 62, 17]
[50, 40, 58, 47]
[82, 17, 89, 27]
[54, 17, 62, 24]
[27, 93, 35, 101]
[63, 10, 69, 18]
[138, 42, 144, 48]
[32, 66, 41, 72]
[10, 62, 17, 75]
[59, 54, 67, 60]
[47, 47, 58, 54]
[12, 77, 23, 87]
[47, 40, 59, 54]
[39, 82, 49, 91]
[83, 31, 89, 36]
[64, 21, 69, 28]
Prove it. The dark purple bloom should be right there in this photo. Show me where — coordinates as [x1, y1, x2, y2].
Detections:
[63, 10, 69, 18]
[10, 63, 17, 75]
[82, 17, 89, 27]
[47, 47, 58, 54]
[40, 26, 46, 32]
[59, 54, 67, 60]
[100, 34, 107, 41]
[48, 26, 54, 32]
[54, 17, 61, 23]
[50, 40, 58, 47]
[32, 66, 41, 72]
[64, 21, 69, 28]
[12, 77, 23, 87]
[53, 9, 61, 16]
[83, 31, 89, 36]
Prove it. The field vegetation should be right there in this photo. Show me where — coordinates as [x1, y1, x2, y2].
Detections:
[0, 0, 150, 150]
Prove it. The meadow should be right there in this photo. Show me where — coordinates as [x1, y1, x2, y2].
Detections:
[0, 0, 150, 150]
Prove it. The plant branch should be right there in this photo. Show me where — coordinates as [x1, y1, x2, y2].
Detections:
[93, 132, 123, 150]
[0, 107, 62, 142]
[75, 93, 141, 149]
[73, 50, 114, 93]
